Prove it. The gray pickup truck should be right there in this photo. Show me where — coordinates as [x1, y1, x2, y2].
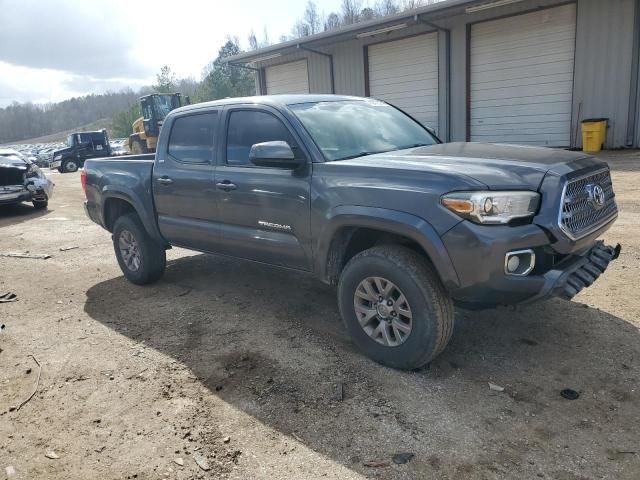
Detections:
[83, 95, 620, 369]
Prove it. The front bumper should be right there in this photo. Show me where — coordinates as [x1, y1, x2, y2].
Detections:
[0, 186, 33, 205]
[526, 241, 621, 303]
[442, 220, 620, 308]
[50, 160, 62, 169]
[0, 177, 54, 206]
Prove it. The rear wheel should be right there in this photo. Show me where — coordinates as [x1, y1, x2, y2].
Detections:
[338, 245, 454, 370]
[112, 213, 166, 285]
[62, 159, 78, 173]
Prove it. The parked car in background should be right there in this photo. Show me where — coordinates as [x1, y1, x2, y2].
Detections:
[82, 95, 620, 370]
[51, 129, 112, 173]
[110, 139, 128, 156]
[0, 148, 53, 209]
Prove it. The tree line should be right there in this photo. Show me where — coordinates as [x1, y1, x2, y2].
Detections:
[287, 0, 438, 39]
[1, 0, 439, 143]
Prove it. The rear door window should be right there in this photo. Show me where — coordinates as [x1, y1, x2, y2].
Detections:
[168, 112, 218, 164]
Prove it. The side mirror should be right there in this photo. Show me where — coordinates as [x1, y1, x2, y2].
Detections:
[249, 141, 303, 169]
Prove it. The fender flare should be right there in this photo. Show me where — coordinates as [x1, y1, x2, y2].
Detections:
[315, 206, 460, 290]
[101, 186, 166, 244]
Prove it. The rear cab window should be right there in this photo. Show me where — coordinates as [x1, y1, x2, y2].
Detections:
[168, 112, 218, 164]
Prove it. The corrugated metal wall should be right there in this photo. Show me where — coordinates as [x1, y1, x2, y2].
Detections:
[635, 0, 640, 147]
[442, 0, 570, 142]
[251, 0, 638, 148]
[332, 41, 365, 96]
[573, 0, 636, 148]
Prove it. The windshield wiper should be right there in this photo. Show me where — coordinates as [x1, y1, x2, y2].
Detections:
[397, 143, 432, 150]
[336, 151, 385, 161]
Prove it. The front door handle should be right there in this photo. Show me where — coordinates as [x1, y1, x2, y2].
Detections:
[157, 176, 173, 185]
[216, 181, 237, 191]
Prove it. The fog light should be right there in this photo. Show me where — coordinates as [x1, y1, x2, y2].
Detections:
[506, 255, 520, 273]
[504, 249, 535, 276]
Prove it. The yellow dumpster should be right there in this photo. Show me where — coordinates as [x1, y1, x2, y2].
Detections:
[581, 118, 608, 152]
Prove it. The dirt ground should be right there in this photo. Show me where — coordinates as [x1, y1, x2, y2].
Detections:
[1, 151, 639, 480]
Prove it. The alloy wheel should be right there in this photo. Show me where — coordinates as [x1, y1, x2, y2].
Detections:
[353, 276, 413, 347]
[118, 230, 141, 272]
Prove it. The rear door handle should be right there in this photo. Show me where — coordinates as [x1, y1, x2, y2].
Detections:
[216, 181, 237, 191]
[157, 176, 173, 185]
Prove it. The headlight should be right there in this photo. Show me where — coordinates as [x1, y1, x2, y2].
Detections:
[26, 165, 44, 179]
[54, 154, 62, 161]
[441, 191, 540, 225]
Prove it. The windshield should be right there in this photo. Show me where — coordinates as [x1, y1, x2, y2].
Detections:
[289, 99, 437, 161]
[153, 95, 175, 120]
[66, 134, 74, 147]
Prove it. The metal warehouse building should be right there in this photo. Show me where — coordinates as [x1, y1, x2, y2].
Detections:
[227, 0, 640, 149]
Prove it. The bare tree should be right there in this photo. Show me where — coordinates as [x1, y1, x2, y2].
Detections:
[248, 27, 271, 50]
[341, 0, 362, 25]
[293, 19, 311, 37]
[248, 29, 259, 50]
[324, 12, 341, 31]
[401, 0, 425, 10]
[304, 1, 321, 35]
[360, 6, 375, 20]
[374, 0, 400, 16]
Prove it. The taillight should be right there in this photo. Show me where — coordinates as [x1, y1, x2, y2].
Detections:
[80, 169, 87, 194]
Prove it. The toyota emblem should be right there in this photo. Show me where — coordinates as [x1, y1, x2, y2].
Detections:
[588, 184, 606, 209]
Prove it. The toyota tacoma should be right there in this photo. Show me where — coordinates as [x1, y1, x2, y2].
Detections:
[82, 95, 620, 369]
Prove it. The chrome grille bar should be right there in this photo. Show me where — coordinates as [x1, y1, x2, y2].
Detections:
[558, 168, 618, 240]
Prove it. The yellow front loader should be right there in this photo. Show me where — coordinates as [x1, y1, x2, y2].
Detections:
[128, 93, 189, 154]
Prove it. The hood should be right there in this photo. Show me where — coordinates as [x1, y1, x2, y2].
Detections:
[339, 142, 599, 190]
[53, 147, 73, 157]
[0, 155, 27, 168]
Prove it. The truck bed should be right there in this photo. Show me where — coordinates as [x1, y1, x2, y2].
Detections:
[83, 155, 158, 237]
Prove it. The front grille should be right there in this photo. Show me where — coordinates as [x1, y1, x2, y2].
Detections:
[0, 167, 25, 187]
[559, 169, 617, 240]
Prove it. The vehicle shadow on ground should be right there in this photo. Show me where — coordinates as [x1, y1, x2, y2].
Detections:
[0, 203, 50, 227]
[84, 253, 640, 479]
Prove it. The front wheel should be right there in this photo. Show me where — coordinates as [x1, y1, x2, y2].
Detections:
[112, 213, 166, 285]
[338, 245, 454, 370]
[62, 159, 79, 173]
[32, 198, 48, 209]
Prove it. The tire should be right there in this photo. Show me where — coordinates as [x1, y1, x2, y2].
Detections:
[112, 213, 166, 285]
[32, 198, 48, 209]
[337, 245, 454, 370]
[62, 159, 79, 173]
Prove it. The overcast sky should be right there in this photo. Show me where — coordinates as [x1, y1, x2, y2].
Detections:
[0, 0, 343, 107]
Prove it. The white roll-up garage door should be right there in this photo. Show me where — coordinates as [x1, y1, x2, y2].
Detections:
[368, 33, 439, 134]
[470, 4, 576, 146]
[265, 60, 310, 95]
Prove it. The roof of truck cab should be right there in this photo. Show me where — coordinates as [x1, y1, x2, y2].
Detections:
[173, 94, 366, 114]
